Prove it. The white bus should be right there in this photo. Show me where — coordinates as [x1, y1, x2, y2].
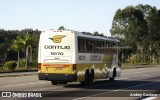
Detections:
[38, 30, 121, 85]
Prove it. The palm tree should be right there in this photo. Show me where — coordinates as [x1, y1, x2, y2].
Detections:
[18, 32, 34, 69]
[11, 32, 34, 69]
[10, 39, 21, 67]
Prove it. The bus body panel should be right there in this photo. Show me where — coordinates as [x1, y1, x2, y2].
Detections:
[38, 30, 76, 76]
[38, 30, 121, 83]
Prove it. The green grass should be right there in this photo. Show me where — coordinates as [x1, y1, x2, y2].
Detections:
[0, 66, 37, 73]
[121, 63, 160, 69]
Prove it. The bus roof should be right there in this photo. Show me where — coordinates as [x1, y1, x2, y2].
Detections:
[42, 30, 119, 42]
[74, 31, 119, 42]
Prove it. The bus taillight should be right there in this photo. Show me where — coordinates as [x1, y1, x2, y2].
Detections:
[38, 64, 41, 70]
[73, 64, 76, 71]
[43, 64, 50, 66]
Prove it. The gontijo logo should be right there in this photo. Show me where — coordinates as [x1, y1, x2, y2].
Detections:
[49, 35, 65, 43]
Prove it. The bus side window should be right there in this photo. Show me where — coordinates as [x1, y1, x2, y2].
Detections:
[87, 39, 96, 52]
[91, 39, 94, 52]
[108, 42, 111, 53]
[112, 42, 114, 53]
[114, 42, 116, 54]
[113, 42, 115, 53]
[110, 42, 113, 53]
[104, 41, 107, 53]
[97, 41, 100, 52]
[102, 41, 105, 53]
[94, 40, 97, 52]
[78, 38, 81, 52]
[114, 42, 118, 54]
[96, 40, 99, 52]
[78, 37, 85, 52]
[83, 39, 86, 52]
[106, 42, 108, 53]
[89, 39, 92, 52]
[86, 39, 91, 52]
[100, 41, 103, 53]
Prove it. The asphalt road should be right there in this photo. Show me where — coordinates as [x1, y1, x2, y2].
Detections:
[0, 66, 160, 100]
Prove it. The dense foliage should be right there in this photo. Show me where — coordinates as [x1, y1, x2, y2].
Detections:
[110, 4, 160, 63]
[0, 29, 41, 69]
[3, 61, 17, 71]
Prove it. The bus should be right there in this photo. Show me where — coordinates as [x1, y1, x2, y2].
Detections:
[38, 30, 121, 85]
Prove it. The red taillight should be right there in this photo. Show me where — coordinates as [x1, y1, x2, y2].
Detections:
[38, 64, 41, 70]
[63, 64, 70, 68]
[43, 64, 50, 66]
[73, 64, 76, 70]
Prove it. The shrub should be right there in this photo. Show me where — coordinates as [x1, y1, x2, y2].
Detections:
[19, 58, 38, 68]
[20, 58, 26, 68]
[28, 59, 38, 68]
[3, 61, 17, 71]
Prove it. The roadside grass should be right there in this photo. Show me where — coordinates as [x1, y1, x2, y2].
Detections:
[0, 67, 37, 73]
[121, 63, 160, 69]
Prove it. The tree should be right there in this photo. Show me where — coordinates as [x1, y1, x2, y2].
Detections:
[136, 5, 160, 63]
[93, 31, 104, 36]
[10, 39, 21, 67]
[0, 43, 7, 66]
[23, 32, 34, 68]
[15, 32, 34, 68]
[93, 31, 99, 36]
[0, 30, 17, 65]
[110, 5, 148, 63]
[111, 4, 160, 63]
[58, 26, 65, 30]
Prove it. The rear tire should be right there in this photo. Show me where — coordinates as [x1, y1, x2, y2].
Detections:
[109, 77, 115, 82]
[109, 68, 116, 82]
[90, 69, 94, 84]
[51, 81, 58, 85]
[51, 81, 67, 85]
[81, 69, 90, 86]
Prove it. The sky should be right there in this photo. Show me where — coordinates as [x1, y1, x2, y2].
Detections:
[0, 0, 160, 36]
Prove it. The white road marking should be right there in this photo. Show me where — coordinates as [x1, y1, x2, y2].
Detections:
[142, 97, 157, 100]
[143, 75, 151, 77]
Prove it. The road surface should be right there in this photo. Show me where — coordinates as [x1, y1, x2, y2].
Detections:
[0, 65, 160, 100]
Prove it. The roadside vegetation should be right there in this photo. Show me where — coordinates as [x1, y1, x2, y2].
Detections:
[0, 4, 160, 72]
[0, 29, 40, 72]
[111, 4, 160, 64]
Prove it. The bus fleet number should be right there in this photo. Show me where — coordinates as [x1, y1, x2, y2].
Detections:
[51, 52, 64, 55]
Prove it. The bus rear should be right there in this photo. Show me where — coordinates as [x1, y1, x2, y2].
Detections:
[38, 30, 77, 84]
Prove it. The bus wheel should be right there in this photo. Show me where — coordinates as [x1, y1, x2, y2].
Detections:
[51, 81, 58, 85]
[81, 69, 90, 86]
[109, 68, 116, 82]
[90, 69, 94, 84]
[109, 77, 115, 82]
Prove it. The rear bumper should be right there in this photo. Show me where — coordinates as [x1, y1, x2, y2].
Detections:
[38, 73, 77, 82]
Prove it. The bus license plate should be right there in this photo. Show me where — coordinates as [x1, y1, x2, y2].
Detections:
[56, 67, 62, 70]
